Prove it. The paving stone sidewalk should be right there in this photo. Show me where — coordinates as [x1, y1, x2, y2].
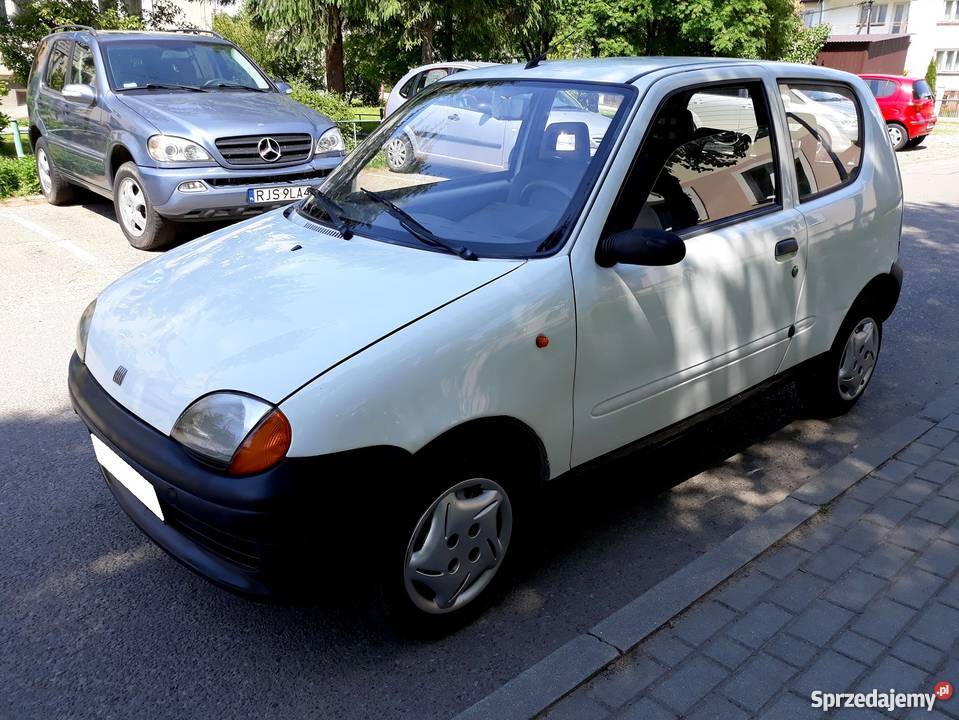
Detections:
[538, 412, 959, 720]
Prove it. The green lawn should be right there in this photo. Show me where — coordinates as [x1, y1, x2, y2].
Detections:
[1, 131, 32, 158]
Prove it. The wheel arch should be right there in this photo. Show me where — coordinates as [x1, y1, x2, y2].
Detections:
[107, 144, 136, 189]
[852, 265, 902, 324]
[28, 125, 41, 150]
[415, 416, 550, 486]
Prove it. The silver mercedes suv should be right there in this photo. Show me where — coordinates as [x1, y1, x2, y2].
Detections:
[27, 26, 345, 249]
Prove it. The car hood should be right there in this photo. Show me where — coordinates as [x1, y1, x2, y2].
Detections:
[116, 91, 333, 145]
[84, 209, 524, 435]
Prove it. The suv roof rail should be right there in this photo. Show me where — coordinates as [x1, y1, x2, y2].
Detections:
[51, 24, 97, 35]
[168, 27, 224, 39]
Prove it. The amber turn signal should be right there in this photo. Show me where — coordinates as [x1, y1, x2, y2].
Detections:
[228, 408, 292, 475]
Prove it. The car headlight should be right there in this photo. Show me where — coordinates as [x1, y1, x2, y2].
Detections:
[147, 135, 212, 163]
[315, 127, 344, 155]
[171, 392, 292, 475]
[76, 298, 96, 362]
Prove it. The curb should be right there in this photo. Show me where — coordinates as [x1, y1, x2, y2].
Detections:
[452, 389, 959, 720]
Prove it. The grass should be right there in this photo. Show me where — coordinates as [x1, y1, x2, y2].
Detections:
[1, 132, 33, 159]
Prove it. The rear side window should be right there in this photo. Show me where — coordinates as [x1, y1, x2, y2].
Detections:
[70, 41, 97, 86]
[610, 81, 780, 235]
[778, 82, 863, 202]
[45, 40, 71, 92]
[913, 80, 933, 99]
[868, 79, 897, 98]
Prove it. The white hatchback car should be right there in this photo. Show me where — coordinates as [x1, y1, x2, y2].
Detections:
[70, 58, 902, 630]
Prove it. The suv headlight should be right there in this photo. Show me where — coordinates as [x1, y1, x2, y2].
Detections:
[171, 392, 292, 475]
[76, 298, 96, 362]
[147, 135, 212, 163]
[315, 127, 344, 155]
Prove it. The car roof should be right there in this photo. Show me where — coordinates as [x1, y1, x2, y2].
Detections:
[47, 30, 231, 44]
[860, 73, 918, 82]
[447, 57, 860, 85]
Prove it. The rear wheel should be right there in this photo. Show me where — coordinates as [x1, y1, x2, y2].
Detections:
[113, 162, 176, 251]
[800, 307, 882, 417]
[887, 122, 908, 151]
[35, 138, 75, 205]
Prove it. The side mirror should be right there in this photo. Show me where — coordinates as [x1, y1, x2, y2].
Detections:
[62, 84, 96, 106]
[275, 81, 293, 95]
[596, 228, 686, 268]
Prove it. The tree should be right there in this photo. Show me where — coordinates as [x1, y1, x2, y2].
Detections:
[0, 0, 184, 83]
[780, 20, 830, 64]
[925, 57, 937, 95]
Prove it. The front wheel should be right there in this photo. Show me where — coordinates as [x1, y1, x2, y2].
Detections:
[384, 135, 416, 173]
[113, 162, 176, 251]
[379, 457, 522, 634]
[887, 122, 908, 151]
[800, 310, 882, 417]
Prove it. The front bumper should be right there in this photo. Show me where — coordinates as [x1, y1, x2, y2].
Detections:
[68, 352, 410, 597]
[138, 155, 342, 219]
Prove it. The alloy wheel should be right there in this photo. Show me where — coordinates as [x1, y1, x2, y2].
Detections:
[37, 149, 52, 196]
[837, 317, 879, 401]
[118, 177, 147, 238]
[404, 477, 512, 614]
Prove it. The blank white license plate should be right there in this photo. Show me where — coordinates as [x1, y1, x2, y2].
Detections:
[91, 435, 164, 521]
[247, 185, 310, 205]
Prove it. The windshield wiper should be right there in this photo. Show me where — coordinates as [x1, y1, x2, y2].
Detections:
[116, 83, 208, 92]
[205, 82, 268, 92]
[360, 188, 477, 261]
[304, 187, 354, 239]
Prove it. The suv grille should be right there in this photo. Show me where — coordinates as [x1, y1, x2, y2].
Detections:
[215, 133, 313, 166]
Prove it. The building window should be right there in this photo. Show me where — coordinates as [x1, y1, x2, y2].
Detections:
[858, 3, 889, 26]
[945, 1, 959, 20]
[891, 2, 909, 32]
[937, 49, 959, 72]
[802, 1, 823, 27]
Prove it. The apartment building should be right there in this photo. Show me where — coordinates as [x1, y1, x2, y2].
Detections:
[802, 0, 959, 112]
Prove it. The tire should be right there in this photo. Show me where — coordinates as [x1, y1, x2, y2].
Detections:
[34, 138, 75, 205]
[384, 134, 416, 173]
[886, 122, 908, 151]
[799, 305, 883, 418]
[377, 448, 528, 635]
[112, 162, 176, 250]
[905, 134, 927, 149]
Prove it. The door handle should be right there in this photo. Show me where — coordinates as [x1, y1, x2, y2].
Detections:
[447, 113, 460, 121]
[775, 237, 799, 261]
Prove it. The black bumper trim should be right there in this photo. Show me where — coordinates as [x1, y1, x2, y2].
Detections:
[68, 352, 412, 597]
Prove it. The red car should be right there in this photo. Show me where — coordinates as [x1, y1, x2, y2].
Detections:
[860, 74, 937, 151]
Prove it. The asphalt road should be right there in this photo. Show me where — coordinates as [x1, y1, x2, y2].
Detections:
[2, 129, 958, 720]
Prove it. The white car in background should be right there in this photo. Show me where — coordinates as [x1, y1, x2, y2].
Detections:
[70, 59, 901, 632]
[383, 61, 613, 173]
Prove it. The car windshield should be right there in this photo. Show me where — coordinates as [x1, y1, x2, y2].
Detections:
[103, 39, 270, 91]
[302, 79, 632, 258]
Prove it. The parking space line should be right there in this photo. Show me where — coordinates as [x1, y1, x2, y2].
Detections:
[0, 210, 114, 277]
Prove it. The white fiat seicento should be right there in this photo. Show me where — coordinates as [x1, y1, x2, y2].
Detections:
[70, 58, 902, 629]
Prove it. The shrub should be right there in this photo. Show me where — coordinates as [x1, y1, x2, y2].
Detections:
[0, 155, 40, 198]
[289, 83, 365, 150]
[926, 58, 937, 96]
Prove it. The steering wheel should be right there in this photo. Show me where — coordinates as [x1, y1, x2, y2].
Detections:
[518, 180, 573, 207]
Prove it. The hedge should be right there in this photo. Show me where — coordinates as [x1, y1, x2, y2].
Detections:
[0, 156, 40, 198]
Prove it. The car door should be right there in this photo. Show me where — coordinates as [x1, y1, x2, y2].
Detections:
[61, 39, 110, 189]
[35, 38, 73, 171]
[568, 69, 807, 467]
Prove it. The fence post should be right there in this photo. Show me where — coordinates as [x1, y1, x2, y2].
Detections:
[9, 121, 25, 158]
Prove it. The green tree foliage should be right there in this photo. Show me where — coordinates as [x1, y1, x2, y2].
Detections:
[925, 57, 937, 95]
[0, 0, 185, 83]
[780, 21, 830, 64]
[213, 5, 312, 84]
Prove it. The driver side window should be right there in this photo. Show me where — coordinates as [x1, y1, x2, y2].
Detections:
[608, 81, 780, 236]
